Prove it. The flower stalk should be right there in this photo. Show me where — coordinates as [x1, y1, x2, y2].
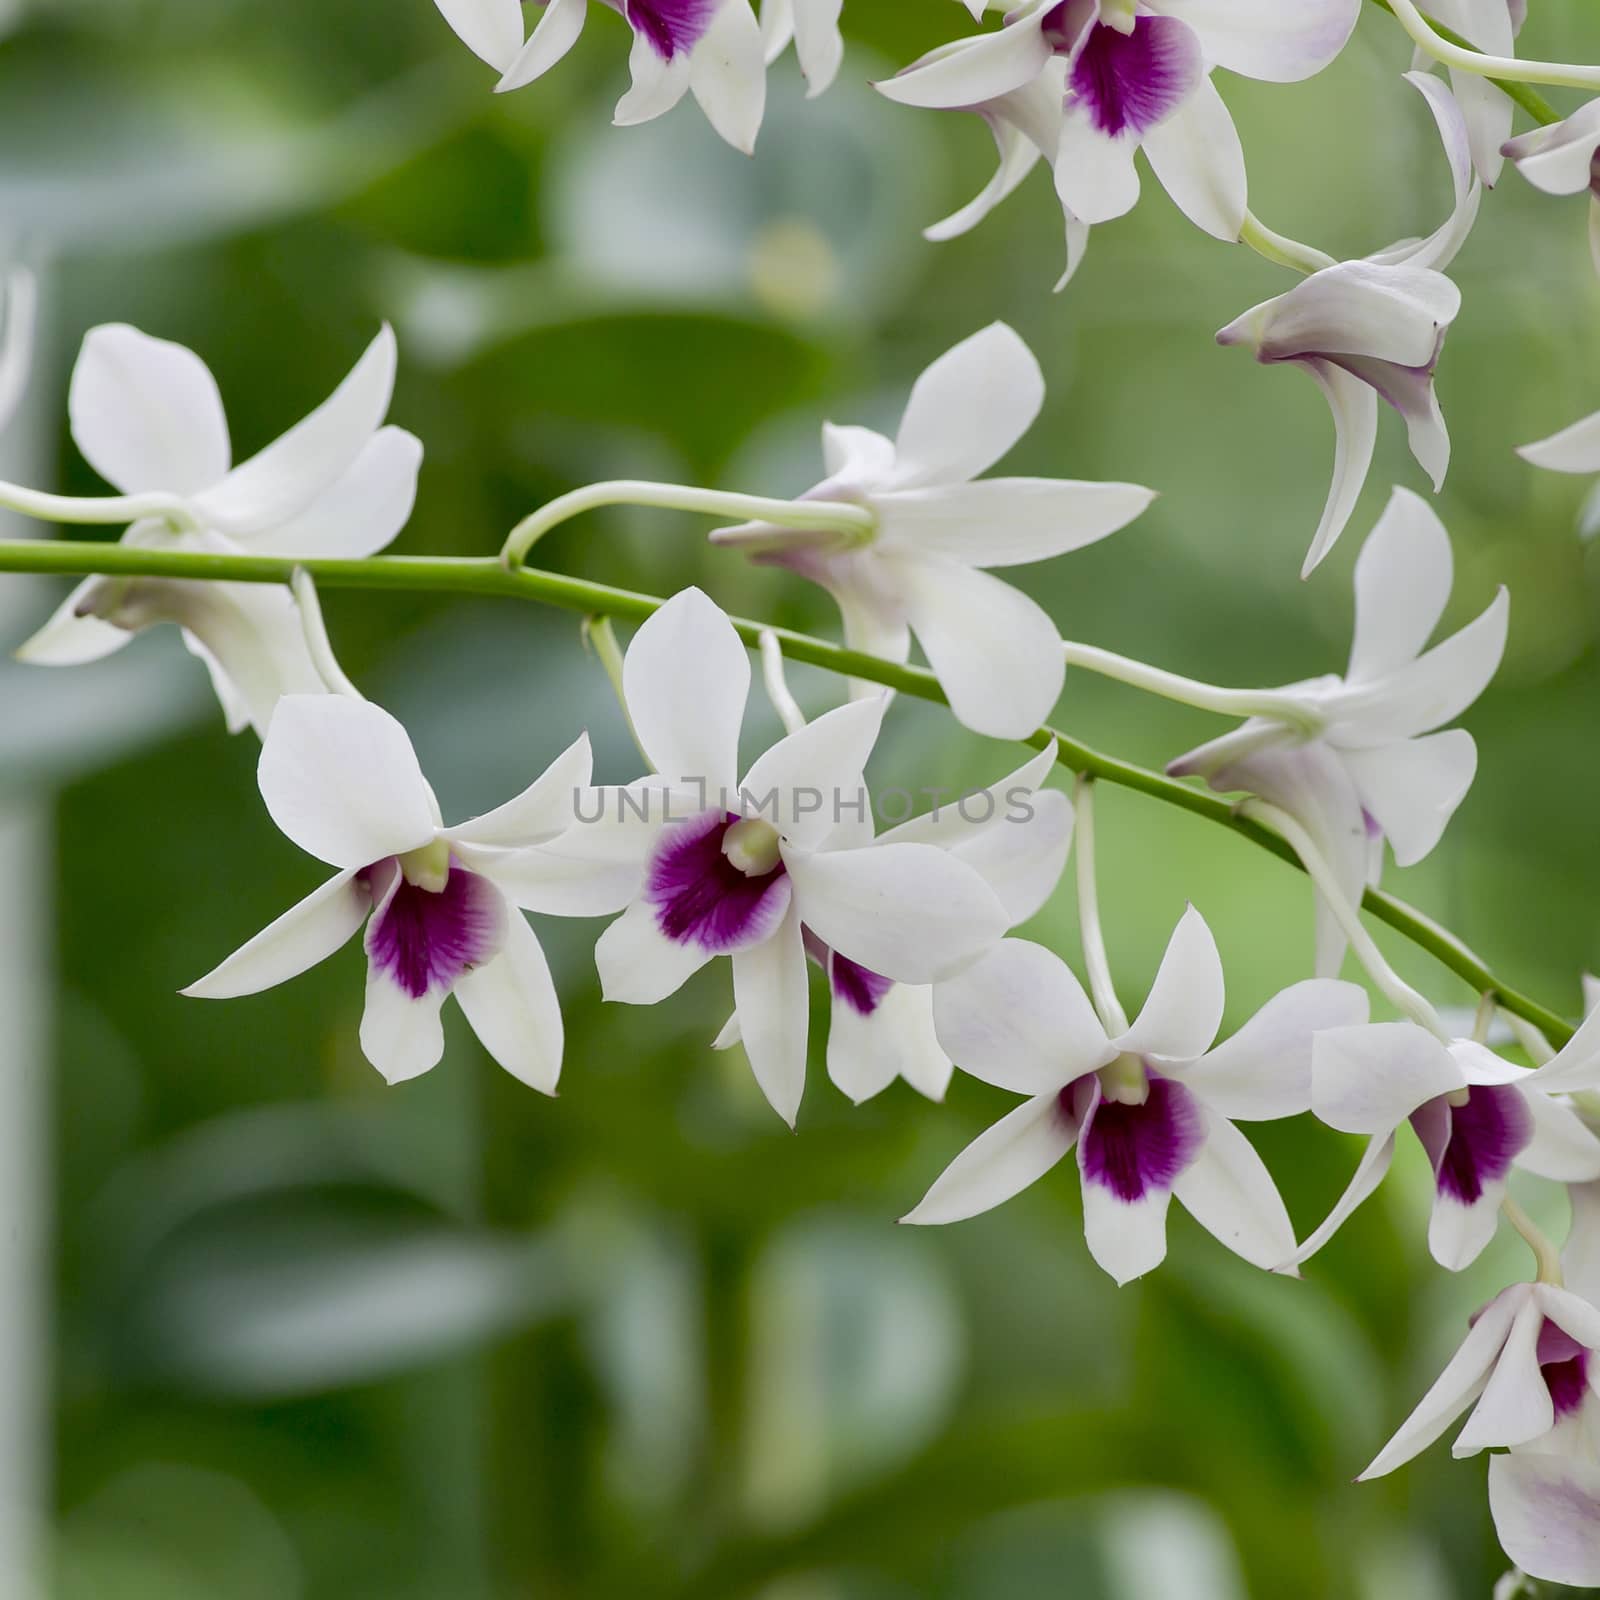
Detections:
[500, 480, 876, 568]
[1073, 777, 1130, 1036]
[0, 533, 1574, 1044]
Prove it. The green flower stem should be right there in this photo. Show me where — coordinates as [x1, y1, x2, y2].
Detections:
[1063, 640, 1326, 734]
[1364, 0, 1562, 123]
[500, 480, 875, 567]
[1073, 777, 1130, 1037]
[0, 537, 1574, 1044]
[1239, 212, 1336, 277]
[0, 481, 199, 532]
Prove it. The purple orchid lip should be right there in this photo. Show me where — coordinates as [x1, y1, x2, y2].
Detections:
[1077, 1071, 1204, 1204]
[626, 0, 718, 61]
[1411, 1084, 1534, 1206]
[1540, 1321, 1592, 1421]
[363, 857, 506, 1001]
[646, 810, 792, 953]
[1069, 14, 1201, 141]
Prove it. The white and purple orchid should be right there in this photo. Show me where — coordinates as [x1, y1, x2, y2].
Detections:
[715, 743, 1076, 1104]
[713, 323, 1155, 739]
[1302, 1022, 1600, 1271]
[434, 0, 767, 154]
[1170, 488, 1508, 978]
[878, 0, 1359, 247]
[183, 694, 609, 1089]
[904, 907, 1369, 1284]
[15, 324, 420, 737]
[1413, 0, 1525, 185]
[1215, 76, 1480, 573]
[522, 587, 1015, 1126]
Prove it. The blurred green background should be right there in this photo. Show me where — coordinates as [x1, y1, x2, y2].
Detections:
[3, 1, 1600, 1595]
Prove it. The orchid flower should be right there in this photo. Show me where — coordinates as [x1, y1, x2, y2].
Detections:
[15, 324, 420, 736]
[714, 744, 1075, 1104]
[759, 0, 843, 97]
[1302, 1022, 1600, 1271]
[892, 56, 1091, 290]
[1170, 489, 1508, 978]
[1216, 76, 1480, 573]
[712, 323, 1156, 739]
[184, 694, 610, 1089]
[1412, 0, 1524, 184]
[505, 587, 1013, 1126]
[1503, 99, 1600, 278]
[903, 907, 1369, 1284]
[434, 0, 767, 155]
[878, 0, 1360, 246]
[1357, 1277, 1600, 1479]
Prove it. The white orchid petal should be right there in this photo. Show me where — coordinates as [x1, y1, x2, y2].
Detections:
[740, 696, 885, 851]
[1340, 730, 1477, 869]
[1172, 1109, 1299, 1270]
[431, 0, 527, 68]
[623, 587, 750, 794]
[1358, 1286, 1525, 1478]
[1055, 109, 1144, 227]
[1143, 0, 1358, 82]
[1428, 1170, 1510, 1271]
[731, 902, 809, 1125]
[1180, 979, 1370, 1122]
[1312, 1022, 1458, 1134]
[925, 117, 1043, 243]
[449, 733, 595, 849]
[454, 907, 563, 1094]
[891, 322, 1045, 489]
[233, 427, 422, 559]
[1347, 484, 1454, 682]
[1287, 1132, 1394, 1267]
[789, 0, 843, 94]
[1140, 77, 1247, 241]
[615, 30, 694, 125]
[1455, 1295, 1555, 1454]
[182, 870, 368, 999]
[889, 555, 1065, 740]
[1080, 1163, 1175, 1285]
[875, 23, 1053, 111]
[1297, 357, 1380, 577]
[689, 0, 768, 154]
[497, 0, 587, 91]
[594, 898, 713, 1004]
[360, 963, 448, 1085]
[1518, 1090, 1600, 1183]
[1488, 1453, 1600, 1588]
[13, 584, 133, 665]
[1520, 407, 1600, 474]
[931, 937, 1110, 1095]
[874, 477, 1155, 567]
[948, 787, 1074, 926]
[901, 1091, 1078, 1224]
[786, 841, 1009, 986]
[828, 977, 951, 1103]
[257, 695, 438, 870]
[1115, 905, 1226, 1064]
[192, 327, 398, 536]
[69, 324, 231, 495]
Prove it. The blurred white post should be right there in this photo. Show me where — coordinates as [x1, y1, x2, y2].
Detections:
[0, 271, 52, 1600]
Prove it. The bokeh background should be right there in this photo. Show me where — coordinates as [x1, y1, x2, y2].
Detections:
[3, 1, 1600, 1595]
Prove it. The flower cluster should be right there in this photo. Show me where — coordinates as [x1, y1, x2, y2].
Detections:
[13, 0, 1600, 1585]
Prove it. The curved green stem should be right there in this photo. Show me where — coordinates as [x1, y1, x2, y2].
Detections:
[1063, 640, 1325, 734]
[1239, 212, 1336, 277]
[0, 536, 1575, 1045]
[500, 480, 875, 568]
[1365, 0, 1562, 122]
[0, 481, 198, 533]
[1240, 799, 1447, 1037]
